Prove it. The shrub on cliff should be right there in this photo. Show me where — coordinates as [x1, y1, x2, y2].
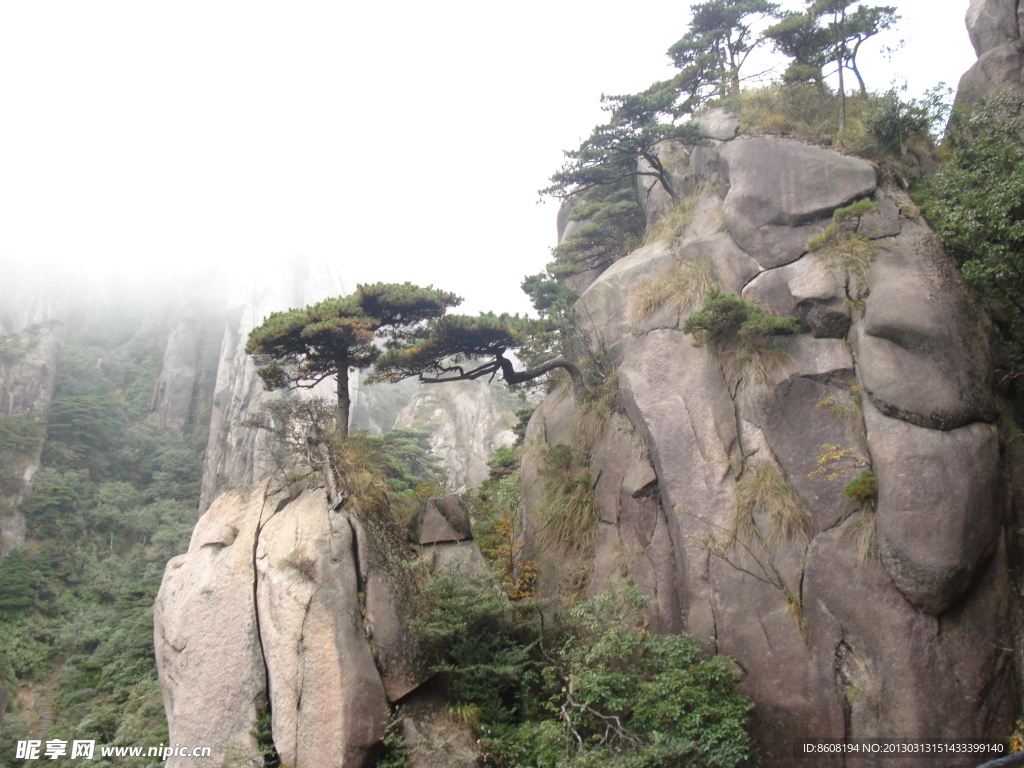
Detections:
[926, 94, 1024, 380]
[413, 578, 757, 768]
[682, 289, 800, 387]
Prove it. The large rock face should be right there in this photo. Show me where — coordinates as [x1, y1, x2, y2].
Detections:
[523, 131, 1016, 765]
[156, 479, 488, 768]
[199, 257, 347, 510]
[959, 0, 1024, 104]
[394, 380, 519, 491]
[0, 324, 63, 557]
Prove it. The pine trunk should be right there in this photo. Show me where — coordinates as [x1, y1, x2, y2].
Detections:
[837, 58, 846, 133]
[336, 362, 351, 437]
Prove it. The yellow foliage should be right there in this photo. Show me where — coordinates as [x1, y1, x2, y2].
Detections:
[809, 443, 868, 482]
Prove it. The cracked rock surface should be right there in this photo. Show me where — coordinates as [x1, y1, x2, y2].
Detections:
[155, 481, 477, 768]
[523, 131, 1015, 765]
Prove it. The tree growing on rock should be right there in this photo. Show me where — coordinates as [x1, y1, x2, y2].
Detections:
[371, 313, 589, 402]
[542, 87, 700, 204]
[766, 0, 898, 129]
[667, 0, 780, 107]
[245, 282, 461, 436]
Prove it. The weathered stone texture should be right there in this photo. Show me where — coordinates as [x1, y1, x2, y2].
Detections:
[855, 219, 995, 430]
[256, 490, 390, 768]
[720, 137, 877, 268]
[158, 481, 481, 768]
[863, 399, 1001, 614]
[522, 120, 1015, 764]
[394, 380, 518, 491]
[154, 487, 269, 768]
[958, 0, 1024, 104]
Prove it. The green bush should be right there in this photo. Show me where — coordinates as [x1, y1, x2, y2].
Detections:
[682, 289, 800, 389]
[926, 94, 1024, 379]
[843, 470, 877, 501]
[865, 89, 932, 156]
[683, 289, 800, 351]
[414, 577, 758, 768]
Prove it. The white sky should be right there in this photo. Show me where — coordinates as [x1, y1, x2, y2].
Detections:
[0, 1, 976, 315]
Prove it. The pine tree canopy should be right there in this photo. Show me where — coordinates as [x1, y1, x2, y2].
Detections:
[246, 282, 461, 435]
[371, 313, 587, 400]
[667, 0, 780, 104]
[541, 87, 701, 202]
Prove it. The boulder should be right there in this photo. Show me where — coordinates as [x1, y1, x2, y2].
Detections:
[804, 526, 1015, 754]
[255, 489, 390, 768]
[863, 399, 1001, 615]
[956, 43, 1024, 107]
[770, 336, 854, 385]
[576, 241, 677, 368]
[966, 0, 1020, 56]
[413, 495, 473, 544]
[695, 108, 739, 141]
[618, 329, 739, 641]
[683, 231, 762, 294]
[398, 684, 480, 768]
[154, 487, 270, 768]
[756, 375, 864, 534]
[421, 540, 490, 575]
[742, 255, 850, 338]
[720, 137, 877, 268]
[855, 220, 996, 430]
[589, 414, 683, 633]
[577, 231, 761, 370]
[352, 515, 430, 703]
[856, 195, 901, 240]
[710, 553, 841, 768]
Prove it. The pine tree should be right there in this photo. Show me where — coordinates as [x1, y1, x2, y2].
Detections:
[766, 1, 898, 129]
[667, 0, 780, 107]
[246, 283, 461, 436]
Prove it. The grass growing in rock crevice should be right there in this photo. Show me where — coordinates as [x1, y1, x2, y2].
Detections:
[629, 258, 716, 327]
[534, 444, 598, 557]
[643, 189, 700, 245]
[808, 199, 879, 298]
[732, 458, 810, 548]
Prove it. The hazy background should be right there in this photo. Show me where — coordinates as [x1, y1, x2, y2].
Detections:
[0, 1, 976, 314]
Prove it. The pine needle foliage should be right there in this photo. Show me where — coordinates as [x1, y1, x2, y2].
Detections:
[549, 183, 645, 280]
[246, 283, 461, 436]
[682, 288, 799, 388]
[371, 313, 589, 401]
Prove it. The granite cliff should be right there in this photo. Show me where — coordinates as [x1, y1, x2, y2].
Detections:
[147, 5, 1024, 765]
[523, 121, 1014, 766]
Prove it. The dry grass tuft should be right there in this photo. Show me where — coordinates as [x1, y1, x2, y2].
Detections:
[629, 259, 716, 326]
[534, 444, 598, 556]
[643, 191, 700, 244]
[847, 505, 878, 564]
[732, 458, 810, 548]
